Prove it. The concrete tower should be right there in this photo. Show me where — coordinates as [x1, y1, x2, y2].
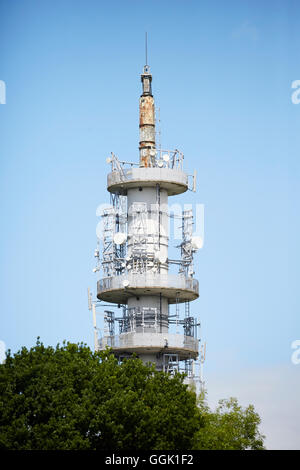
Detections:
[90, 59, 202, 379]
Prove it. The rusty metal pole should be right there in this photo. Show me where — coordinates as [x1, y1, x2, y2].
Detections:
[139, 65, 156, 167]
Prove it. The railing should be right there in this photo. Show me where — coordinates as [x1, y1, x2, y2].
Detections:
[108, 149, 184, 172]
[98, 273, 198, 294]
[155, 149, 184, 171]
[98, 331, 199, 353]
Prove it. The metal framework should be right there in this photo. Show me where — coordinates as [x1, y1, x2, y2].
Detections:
[108, 149, 184, 172]
[179, 209, 194, 277]
[99, 192, 127, 278]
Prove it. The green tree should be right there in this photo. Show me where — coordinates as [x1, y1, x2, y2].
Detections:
[0, 340, 199, 450]
[195, 395, 265, 450]
[0, 340, 265, 450]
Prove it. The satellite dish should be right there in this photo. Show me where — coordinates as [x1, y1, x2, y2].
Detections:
[106, 157, 112, 164]
[113, 232, 127, 245]
[157, 160, 164, 168]
[191, 236, 203, 250]
[159, 255, 167, 264]
[122, 280, 129, 288]
[155, 251, 167, 264]
[150, 149, 156, 157]
[163, 154, 170, 162]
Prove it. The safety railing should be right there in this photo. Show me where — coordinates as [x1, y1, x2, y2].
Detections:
[108, 149, 184, 172]
[99, 331, 199, 353]
[98, 273, 198, 294]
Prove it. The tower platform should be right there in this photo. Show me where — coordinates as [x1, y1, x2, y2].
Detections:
[99, 332, 199, 360]
[107, 166, 188, 196]
[97, 273, 199, 304]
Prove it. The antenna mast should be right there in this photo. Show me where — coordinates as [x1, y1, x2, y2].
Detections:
[145, 32, 148, 66]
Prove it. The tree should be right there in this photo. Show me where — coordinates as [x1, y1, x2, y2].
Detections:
[0, 340, 265, 450]
[194, 395, 265, 450]
[0, 340, 200, 450]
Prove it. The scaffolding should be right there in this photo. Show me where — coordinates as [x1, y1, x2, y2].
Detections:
[179, 209, 194, 277]
[163, 353, 179, 374]
[115, 306, 169, 334]
[99, 192, 127, 278]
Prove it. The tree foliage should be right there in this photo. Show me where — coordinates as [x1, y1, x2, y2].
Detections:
[0, 340, 265, 450]
[195, 395, 265, 450]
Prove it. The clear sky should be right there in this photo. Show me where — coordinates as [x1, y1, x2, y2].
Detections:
[0, 0, 299, 449]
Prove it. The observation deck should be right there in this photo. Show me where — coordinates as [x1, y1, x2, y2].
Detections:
[97, 272, 199, 304]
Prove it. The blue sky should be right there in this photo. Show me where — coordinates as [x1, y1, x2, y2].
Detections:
[0, 0, 299, 448]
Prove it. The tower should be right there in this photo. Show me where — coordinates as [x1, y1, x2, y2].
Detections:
[90, 56, 203, 382]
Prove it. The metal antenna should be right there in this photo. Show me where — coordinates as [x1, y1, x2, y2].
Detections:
[145, 32, 148, 66]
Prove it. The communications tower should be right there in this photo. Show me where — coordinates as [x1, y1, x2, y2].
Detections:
[89, 57, 204, 381]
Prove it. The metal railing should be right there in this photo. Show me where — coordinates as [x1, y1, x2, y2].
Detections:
[108, 150, 184, 172]
[98, 331, 199, 353]
[98, 273, 198, 294]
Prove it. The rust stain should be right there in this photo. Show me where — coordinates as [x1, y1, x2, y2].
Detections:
[139, 96, 155, 127]
[140, 155, 149, 168]
[139, 82, 155, 167]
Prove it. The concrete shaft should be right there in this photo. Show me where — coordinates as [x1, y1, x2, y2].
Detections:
[126, 183, 169, 364]
[139, 94, 155, 167]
